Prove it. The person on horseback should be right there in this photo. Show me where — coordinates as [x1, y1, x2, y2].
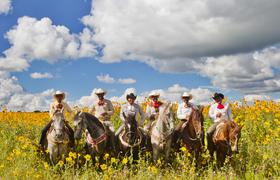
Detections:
[174, 92, 198, 141]
[90, 88, 115, 149]
[39, 91, 75, 149]
[144, 91, 164, 132]
[207, 92, 233, 157]
[116, 93, 145, 136]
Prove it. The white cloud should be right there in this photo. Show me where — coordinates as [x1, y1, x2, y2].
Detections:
[0, 16, 97, 72]
[0, 0, 11, 14]
[244, 94, 271, 102]
[30, 72, 53, 79]
[96, 73, 136, 84]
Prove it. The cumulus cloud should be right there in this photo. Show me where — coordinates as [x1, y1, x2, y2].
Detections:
[96, 74, 136, 84]
[0, 0, 12, 14]
[244, 94, 271, 102]
[79, 0, 280, 94]
[0, 16, 97, 72]
[30, 72, 53, 79]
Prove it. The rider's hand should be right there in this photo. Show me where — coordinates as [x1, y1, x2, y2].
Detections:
[216, 112, 222, 118]
[101, 112, 108, 116]
[56, 104, 63, 109]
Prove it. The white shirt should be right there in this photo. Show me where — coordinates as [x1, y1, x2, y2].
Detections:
[209, 102, 233, 123]
[146, 102, 165, 119]
[120, 103, 145, 125]
[90, 99, 114, 121]
[49, 101, 72, 119]
[177, 102, 198, 120]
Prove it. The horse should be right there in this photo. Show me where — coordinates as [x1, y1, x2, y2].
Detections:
[150, 103, 174, 162]
[46, 110, 71, 164]
[180, 107, 204, 162]
[73, 112, 113, 161]
[117, 112, 150, 160]
[209, 120, 243, 167]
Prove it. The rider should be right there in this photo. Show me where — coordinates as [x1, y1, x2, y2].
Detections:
[90, 88, 115, 149]
[39, 91, 75, 149]
[116, 93, 145, 136]
[144, 91, 164, 133]
[174, 92, 198, 140]
[207, 92, 233, 156]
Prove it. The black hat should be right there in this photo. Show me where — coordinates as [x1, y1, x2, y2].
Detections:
[126, 93, 137, 100]
[212, 92, 224, 100]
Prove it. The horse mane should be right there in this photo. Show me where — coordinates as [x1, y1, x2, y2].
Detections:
[82, 112, 106, 138]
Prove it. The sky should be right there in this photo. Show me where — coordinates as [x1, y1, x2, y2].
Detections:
[0, 0, 280, 111]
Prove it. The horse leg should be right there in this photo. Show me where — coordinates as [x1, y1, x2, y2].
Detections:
[152, 145, 159, 162]
[165, 140, 171, 163]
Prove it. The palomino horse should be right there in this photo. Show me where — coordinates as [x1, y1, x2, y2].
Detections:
[150, 103, 174, 162]
[209, 120, 242, 167]
[73, 112, 113, 160]
[47, 110, 71, 164]
[118, 112, 150, 159]
[180, 107, 204, 161]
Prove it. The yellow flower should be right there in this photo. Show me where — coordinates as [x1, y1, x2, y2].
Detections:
[43, 162, 49, 170]
[84, 154, 91, 161]
[66, 157, 73, 163]
[69, 152, 77, 159]
[180, 146, 187, 153]
[110, 157, 117, 164]
[57, 160, 64, 167]
[148, 166, 158, 174]
[104, 153, 110, 160]
[122, 157, 128, 165]
[100, 164, 107, 171]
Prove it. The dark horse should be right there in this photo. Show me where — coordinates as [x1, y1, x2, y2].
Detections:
[174, 107, 204, 162]
[73, 112, 115, 160]
[117, 112, 151, 159]
[208, 120, 242, 167]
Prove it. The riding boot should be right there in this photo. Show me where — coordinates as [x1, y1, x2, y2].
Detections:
[65, 121, 75, 148]
[39, 120, 53, 149]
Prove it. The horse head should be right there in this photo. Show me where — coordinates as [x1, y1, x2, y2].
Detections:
[123, 112, 138, 145]
[157, 103, 173, 131]
[189, 106, 204, 139]
[229, 122, 243, 153]
[73, 111, 86, 140]
[52, 108, 66, 139]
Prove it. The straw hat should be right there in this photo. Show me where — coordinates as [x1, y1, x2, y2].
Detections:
[94, 88, 107, 95]
[181, 92, 192, 100]
[53, 90, 65, 99]
[148, 91, 160, 98]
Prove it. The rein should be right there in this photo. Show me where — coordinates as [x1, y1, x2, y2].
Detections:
[119, 129, 143, 148]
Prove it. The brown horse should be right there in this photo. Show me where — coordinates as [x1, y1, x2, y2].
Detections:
[209, 120, 242, 167]
[174, 107, 205, 162]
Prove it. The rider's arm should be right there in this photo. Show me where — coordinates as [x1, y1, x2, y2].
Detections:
[208, 104, 216, 121]
[177, 104, 185, 119]
[139, 105, 145, 126]
[49, 103, 55, 119]
[107, 100, 114, 116]
[120, 105, 126, 122]
[145, 105, 152, 118]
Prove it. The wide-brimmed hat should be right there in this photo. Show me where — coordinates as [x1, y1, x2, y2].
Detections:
[53, 90, 65, 99]
[149, 91, 160, 98]
[94, 88, 107, 95]
[181, 92, 192, 100]
[126, 93, 137, 100]
[212, 92, 224, 100]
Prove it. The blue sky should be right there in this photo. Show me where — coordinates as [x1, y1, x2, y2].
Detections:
[1, 0, 280, 110]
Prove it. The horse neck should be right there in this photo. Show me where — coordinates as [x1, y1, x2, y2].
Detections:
[188, 110, 201, 137]
[156, 115, 168, 133]
[84, 113, 105, 138]
[215, 122, 230, 141]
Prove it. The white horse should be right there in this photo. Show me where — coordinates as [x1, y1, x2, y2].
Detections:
[47, 109, 70, 164]
[150, 103, 174, 162]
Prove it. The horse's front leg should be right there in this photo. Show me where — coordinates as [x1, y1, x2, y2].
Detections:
[152, 145, 159, 162]
[164, 140, 172, 163]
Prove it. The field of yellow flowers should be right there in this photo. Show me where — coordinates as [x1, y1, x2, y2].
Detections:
[0, 100, 279, 179]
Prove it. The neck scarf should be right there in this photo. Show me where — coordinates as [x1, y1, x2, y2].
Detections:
[217, 103, 224, 109]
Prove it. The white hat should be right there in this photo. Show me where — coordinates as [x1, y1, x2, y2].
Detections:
[182, 92, 192, 99]
[149, 91, 160, 98]
[53, 90, 65, 99]
[95, 88, 107, 95]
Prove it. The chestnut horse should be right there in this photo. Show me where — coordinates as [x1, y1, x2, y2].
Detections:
[180, 107, 205, 162]
[209, 120, 242, 167]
